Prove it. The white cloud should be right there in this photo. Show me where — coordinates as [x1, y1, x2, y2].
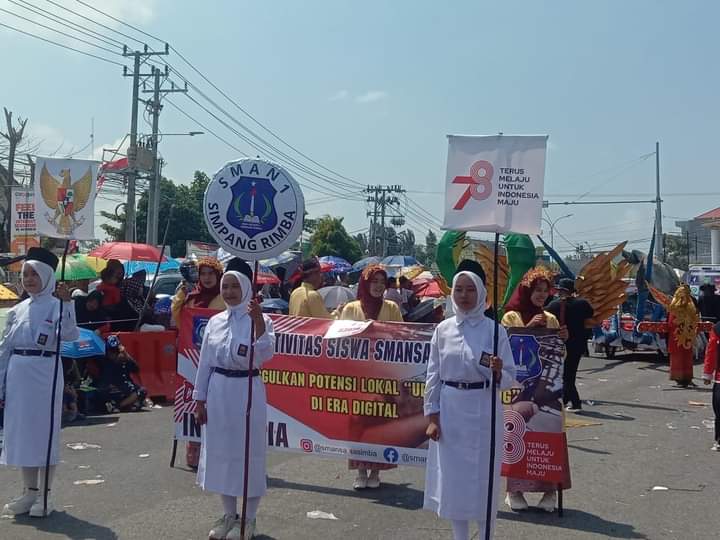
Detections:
[330, 90, 349, 101]
[355, 91, 388, 104]
[93, 136, 129, 162]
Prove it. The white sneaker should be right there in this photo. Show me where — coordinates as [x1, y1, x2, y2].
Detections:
[712, 442, 720, 452]
[208, 514, 235, 539]
[538, 491, 557, 512]
[505, 491, 529, 511]
[353, 474, 368, 490]
[366, 471, 381, 489]
[2, 490, 39, 517]
[29, 495, 54, 518]
[226, 518, 256, 539]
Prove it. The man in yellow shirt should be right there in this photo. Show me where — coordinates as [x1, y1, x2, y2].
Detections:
[289, 259, 335, 318]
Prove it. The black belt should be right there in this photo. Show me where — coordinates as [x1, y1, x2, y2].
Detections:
[13, 349, 55, 357]
[442, 380, 488, 390]
[213, 367, 260, 378]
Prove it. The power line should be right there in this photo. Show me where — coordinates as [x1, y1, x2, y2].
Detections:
[0, 21, 126, 66]
[0, 6, 122, 57]
[44, 0, 147, 47]
[74, 0, 165, 45]
[10, 0, 126, 49]
[163, 97, 248, 156]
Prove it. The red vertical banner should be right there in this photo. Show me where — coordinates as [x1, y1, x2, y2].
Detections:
[501, 327, 571, 487]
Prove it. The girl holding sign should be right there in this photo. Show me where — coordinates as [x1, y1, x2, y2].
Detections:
[193, 267, 275, 540]
[501, 267, 568, 512]
[340, 265, 403, 489]
[424, 270, 516, 540]
[0, 247, 78, 518]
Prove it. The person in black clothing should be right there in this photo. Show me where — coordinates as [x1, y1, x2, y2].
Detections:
[75, 290, 110, 334]
[546, 278, 594, 412]
[698, 284, 720, 324]
[97, 335, 147, 412]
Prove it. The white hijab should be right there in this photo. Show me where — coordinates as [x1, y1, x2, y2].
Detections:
[22, 259, 57, 302]
[451, 270, 487, 325]
[221, 270, 253, 318]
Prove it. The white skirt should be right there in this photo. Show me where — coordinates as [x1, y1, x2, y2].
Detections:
[423, 385, 502, 526]
[1, 353, 63, 467]
[197, 372, 267, 498]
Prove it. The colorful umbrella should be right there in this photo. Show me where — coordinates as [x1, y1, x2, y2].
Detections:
[89, 242, 169, 263]
[319, 256, 353, 273]
[352, 256, 381, 272]
[55, 254, 100, 281]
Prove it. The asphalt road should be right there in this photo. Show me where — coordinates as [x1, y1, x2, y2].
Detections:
[1, 351, 717, 540]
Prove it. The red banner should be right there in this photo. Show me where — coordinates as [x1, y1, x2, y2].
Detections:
[501, 327, 571, 486]
[175, 309, 434, 466]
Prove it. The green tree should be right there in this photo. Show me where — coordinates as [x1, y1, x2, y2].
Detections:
[425, 230, 438, 266]
[99, 208, 126, 240]
[309, 215, 363, 262]
[398, 230, 416, 255]
[664, 233, 689, 270]
[137, 171, 214, 257]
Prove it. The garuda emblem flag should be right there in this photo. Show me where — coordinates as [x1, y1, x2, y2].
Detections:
[34, 157, 97, 239]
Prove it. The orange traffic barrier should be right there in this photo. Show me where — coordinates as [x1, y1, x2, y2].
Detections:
[114, 330, 178, 400]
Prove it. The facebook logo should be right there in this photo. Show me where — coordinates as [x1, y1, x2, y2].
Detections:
[383, 447, 399, 463]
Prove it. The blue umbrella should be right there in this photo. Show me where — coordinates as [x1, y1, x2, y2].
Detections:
[259, 251, 298, 267]
[319, 256, 352, 273]
[124, 258, 180, 274]
[61, 328, 106, 359]
[261, 298, 289, 314]
[352, 256, 381, 272]
[381, 255, 419, 267]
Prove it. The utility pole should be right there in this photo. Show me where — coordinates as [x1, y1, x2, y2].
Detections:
[122, 44, 169, 243]
[364, 185, 406, 256]
[655, 141, 664, 262]
[142, 65, 187, 245]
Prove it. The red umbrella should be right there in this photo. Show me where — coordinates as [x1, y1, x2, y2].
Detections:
[288, 261, 333, 282]
[413, 277, 446, 298]
[89, 242, 168, 263]
[256, 265, 281, 285]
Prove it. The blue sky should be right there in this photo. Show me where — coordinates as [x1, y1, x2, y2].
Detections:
[2, 0, 719, 255]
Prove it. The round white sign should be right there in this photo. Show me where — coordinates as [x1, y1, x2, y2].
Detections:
[203, 158, 305, 260]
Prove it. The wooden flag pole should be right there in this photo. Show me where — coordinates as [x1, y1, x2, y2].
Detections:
[43, 239, 70, 515]
[239, 259, 260, 540]
[483, 232, 501, 540]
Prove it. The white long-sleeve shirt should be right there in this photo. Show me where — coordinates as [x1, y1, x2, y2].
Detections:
[193, 310, 275, 401]
[0, 297, 78, 400]
[424, 316, 516, 416]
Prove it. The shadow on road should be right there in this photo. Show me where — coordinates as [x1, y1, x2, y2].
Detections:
[9, 512, 117, 540]
[585, 400, 677, 412]
[567, 444, 612, 455]
[497, 508, 647, 538]
[268, 476, 424, 510]
[574, 410, 635, 421]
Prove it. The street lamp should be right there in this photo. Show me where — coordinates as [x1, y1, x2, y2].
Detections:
[542, 214, 573, 249]
[159, 131, 204, 137]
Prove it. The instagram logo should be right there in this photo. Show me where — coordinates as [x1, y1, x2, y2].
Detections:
[300, 439, 314, 453]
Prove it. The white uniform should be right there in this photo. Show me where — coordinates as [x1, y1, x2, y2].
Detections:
[423, 271, 516, 536]
[193, 288, 275, 498]
[0, 263, 78, 467]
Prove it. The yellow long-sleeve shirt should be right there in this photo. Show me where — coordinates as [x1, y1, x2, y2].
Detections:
[289, 282, 334, 318]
